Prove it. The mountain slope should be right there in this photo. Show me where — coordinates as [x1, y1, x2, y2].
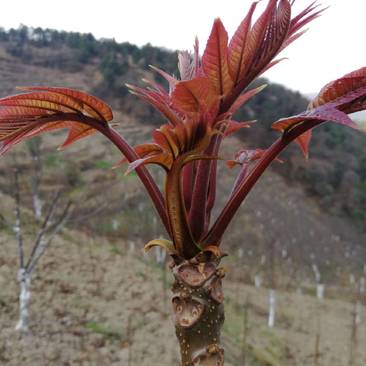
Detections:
[0, 26, 365, 275]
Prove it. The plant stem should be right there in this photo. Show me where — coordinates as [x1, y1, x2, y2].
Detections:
[39, 114, 170, 235]
[188, 134, 221, 241]
[204, 120, 319, 245]
[171, 259, 225, 365]
[165, 157, 199, 258]
[99, 125, 170, 234]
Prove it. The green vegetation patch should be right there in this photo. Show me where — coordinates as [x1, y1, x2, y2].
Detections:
[85, 321, 125, 340]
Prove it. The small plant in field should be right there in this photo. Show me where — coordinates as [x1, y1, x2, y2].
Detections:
[1, 1, 366, 364]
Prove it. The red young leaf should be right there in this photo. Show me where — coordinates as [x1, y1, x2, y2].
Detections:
[239, 0, 279, 81]
[272, 108, 357, 158]
[227, 148, 283, 168]
[178, 37, 202, 81]
[310, 67, 366, 113]
[20, 86, 113, 121]
[287, 1, 323, 39]
[141, 77, 168, 95]
[258, 57, 287, 77]
[0, 92, 82, 114]
[272, 68, 366, 157]
[228, 2, 258, 84]
[113, 143, 163, 168]
[272, 115, 304, 132]
[202, 18, 233, 97]
[178, 51, 195, 81]
[276, 2, 325, 54]
[227, 148, 283, 198]
[127, 83, 183, 126]
[250, 0, 292, 77]
[47, 122, 95, 149]
[0, 87, 112, 154]
[222, 1, 323, 113]
[295, 129, 312, 159]
[171, 77, 219, 117]
[273, 107, 358, 132]
[279, 29, 307, 51]
[149, 65, 178, 93]
[223, 120, 254, 137]
[227, 84, 267, 115]
[125, 153, 173, 174]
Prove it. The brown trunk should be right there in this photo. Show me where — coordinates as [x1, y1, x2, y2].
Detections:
[171, 258, 225, 365]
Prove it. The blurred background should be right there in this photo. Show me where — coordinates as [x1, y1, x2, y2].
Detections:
[1, 2, 366, 365]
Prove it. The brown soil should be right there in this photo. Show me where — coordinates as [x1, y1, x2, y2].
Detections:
[1, 231, 365, 366]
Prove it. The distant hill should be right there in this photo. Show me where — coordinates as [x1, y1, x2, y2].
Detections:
[0, 25, 365, 273]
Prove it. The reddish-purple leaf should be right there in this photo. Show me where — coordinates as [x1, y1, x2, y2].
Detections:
[258, 57, 287, 77]
[0, 92, 81, 114]
[127, 83, 183, 126]
[295, 130, 312, 159]
[114, 143, 163, 168]
[310, 67, 366, 113]
[227, 148, 283, 198]
[171, 77, 219, 117]
[222, 1, 322, 112]
[239, 0, 278, 80]
[271, 68, 366, 158]
[0, 87, 112, 154]
[150, 65, 178, 93]
[251, 0, 292, 75]
[222, 120, 254, 137]
[178, 51, 194, 81]
[125, 153, 173, 174]
[227, 148, 283, 168]
[228, 2, 258, 84]
[19, 86, 113, 121]
[288, 2, 323, 38]
[227, 84, 267, 115]
[202, 18, 233, 97]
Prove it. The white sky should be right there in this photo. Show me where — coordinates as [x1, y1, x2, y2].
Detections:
[0, 0, 365, 94]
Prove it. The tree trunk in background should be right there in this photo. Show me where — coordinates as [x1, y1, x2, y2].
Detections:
[32, 193, 43, 221]
[171, 259, 225, 365]
[268, 289, 276, 328]
[268, 240, 276, 328]
[15, 268, 31, 332]
[254, 274, 262, 288]
[316, 284, 325, 300]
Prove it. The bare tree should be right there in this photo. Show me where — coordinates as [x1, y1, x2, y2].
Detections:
[1, 168, 72, 331]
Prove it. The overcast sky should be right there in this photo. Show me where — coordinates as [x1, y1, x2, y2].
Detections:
[0, 1, 364, 94]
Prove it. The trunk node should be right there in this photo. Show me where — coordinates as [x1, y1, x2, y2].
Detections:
[171, 259, 225, 366]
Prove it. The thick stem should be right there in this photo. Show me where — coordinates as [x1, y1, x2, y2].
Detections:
[15, 268, 31, 332]
[171, 259, 225, 365]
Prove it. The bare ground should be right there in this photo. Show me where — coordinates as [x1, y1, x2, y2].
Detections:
[0, 231, 366, 366]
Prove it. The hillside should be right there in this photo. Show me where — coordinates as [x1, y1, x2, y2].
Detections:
[0, 26, 365, 270]
[1, 25, 366, 366]
[1, 26, 365, 231]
